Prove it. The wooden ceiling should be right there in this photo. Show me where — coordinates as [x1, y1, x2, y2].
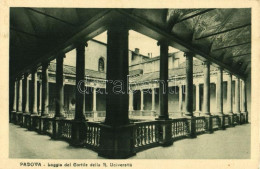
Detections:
[10, 8, 251, 79]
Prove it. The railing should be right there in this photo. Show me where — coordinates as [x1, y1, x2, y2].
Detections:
[212, 116, 221, 130]
[171, 118, 189, 139]
[133, 121, 159, 151]
[195, 117, 206, 133]
[61, 119, 73, 140]
[84, 122, 101, 150]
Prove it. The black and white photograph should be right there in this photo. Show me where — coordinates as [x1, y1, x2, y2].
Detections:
[1, 1, 259, 169]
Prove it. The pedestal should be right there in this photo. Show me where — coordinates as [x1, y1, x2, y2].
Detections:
[205, 115, 213, 133]
[71, 119, 88, 146]
[155, 119, 173, 146]
[186, 116, 197, 138]
[98, 123, 136, 159]
[52, 117, 66, 139]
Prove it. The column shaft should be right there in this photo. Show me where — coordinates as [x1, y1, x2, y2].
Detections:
[93, 88, 97, 111]
[75, 43, 86, 120]
[158, 41, 169, 119]
[241, 80, 247, 112]
[55, 55, 65, 118]
[152, 88, 155, 111]
[129, 91, 133, 111]
[235, 78, 241, 113]
[104, 23, 129, 126]
[140, 90, 144, 111]
[184, 53, 193, 116]
[203, 62, 210, 115]
[12, 80, 17, 111]
[227, 73, 233, 114]
[17, 79, 23, 112]
[23, 74, 29, 113]
[41, 63, 49, 116]
[38, 81, 42, 113]
[195, 83, 200, 112]
[216, 68, 223, 114]
[31, 70, 38, 114]
[179, 85, 182, 112]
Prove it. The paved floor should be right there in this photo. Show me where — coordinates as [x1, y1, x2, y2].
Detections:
[9, 123, 250, 159]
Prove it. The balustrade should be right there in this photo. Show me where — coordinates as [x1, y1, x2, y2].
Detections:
[171, 118, 189, 139]
[133, 121, 159, 151]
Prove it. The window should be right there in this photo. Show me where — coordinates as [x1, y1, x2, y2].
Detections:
[98, 57, 104, 72]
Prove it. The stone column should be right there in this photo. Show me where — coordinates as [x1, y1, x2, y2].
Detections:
[154, 41, 173, 146]
[29, 69, 38, 130]
[179, 84, 182, 113]
[129, 91, 134, 111]
[203, 61, 210, 115]
[241, 79, 248, 123]
[31, 69, 38, 114]
[41, 63, 49, 116]
[235, 77, 241, 124]
[184, 52, 196, 138]
[140, 89, 144, 112]
[55, 54, 65, 118]
[52, 54, 66, 139]
[71, 42, 87, 145]
[10, 79, 17, 123]
[23, 73, 29, 114]
[38, 81, 42, 114]
[17, 78, 23, 112]
[22, 73, 29, 127]
[151, 88, 155, 113]
[195, 83, 200, 112]
[39, 63, 49, 133]
[93, 87, 97, 120]
[227, 73, 234, 126]
[99, 21, 135, 158]
[158, 41, 169, 120]
[12, 80, 17, 112]
[203, 61, 212, 132]
[216, 68, 225, 129]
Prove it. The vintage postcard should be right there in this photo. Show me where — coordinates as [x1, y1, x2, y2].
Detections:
[0, 0, 259, 169]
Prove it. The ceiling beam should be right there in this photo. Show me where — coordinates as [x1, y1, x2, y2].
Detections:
[27, 8, 77, 27]
[12, 9, 112, 79]
[195, 23, 251, 40]
[176, 9, 215, 24]
[212, 41, 250, 51]
[10, 27, 44, 39]
[229, 53, 251, 58]
[117, 9, 247, 79]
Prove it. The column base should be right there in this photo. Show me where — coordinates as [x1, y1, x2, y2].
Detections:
[93, 111, 98, 121]
[52, 117, 66, 140]
[215, 113, 225, 130]
[184, 116, 197, 138]
[155, 119, 173, 146]
[29, 113, 39, 131]
[204, 114, 213, 134]
[227, 112, 235, 127]
[234, 112, 242, 125]
[38, 116, 49, 134]
[22, 113, 30, 128]
[70, 119, 88, 147]
[242, 111, 249, 123]
[98, 123, 136, 159]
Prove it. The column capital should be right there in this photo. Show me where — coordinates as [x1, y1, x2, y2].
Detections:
[42, 62, 50, 69]
[202, 60, 211, 66]
[184, 52, 195, 58]
[216, 66, 224, 71]
[157, 40, 169, 46]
